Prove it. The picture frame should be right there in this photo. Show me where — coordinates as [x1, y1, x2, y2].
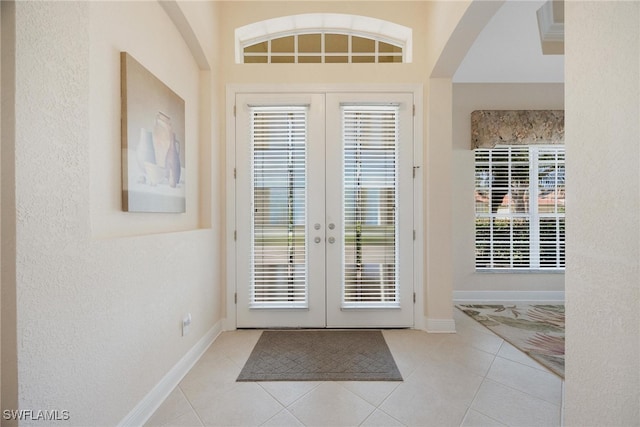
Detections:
[120, 52, 186, 213]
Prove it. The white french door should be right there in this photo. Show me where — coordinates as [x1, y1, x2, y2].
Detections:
[235, 92, 414, 328]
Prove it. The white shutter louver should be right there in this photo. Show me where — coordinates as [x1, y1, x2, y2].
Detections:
[251, 106, 308, 308]
[475, 145, 565, 270]
[537, 147, 565, 268]
[342, 105, 399, 307]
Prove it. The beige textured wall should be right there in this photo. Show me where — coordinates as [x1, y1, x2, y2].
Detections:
[3, 1, 222, 424]
[1, 1, 18, 420]
[565, 1, 640, 425]
[424, 78, 454, 324]
[452, 83, 565, 295]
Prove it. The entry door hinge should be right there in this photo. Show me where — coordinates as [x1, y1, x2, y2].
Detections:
[413, 165, 420, 178]
[413, 230, 416, 241]
[413, 292, 416, 303]
[413, 104, 416, 116]
[233, 167, 237, 179]
[234, 230, 237, 241]
[234, 292, 237, 304]
[233, 105, 236, 117]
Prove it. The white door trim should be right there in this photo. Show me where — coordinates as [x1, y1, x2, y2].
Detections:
[224, 83, 424, 331]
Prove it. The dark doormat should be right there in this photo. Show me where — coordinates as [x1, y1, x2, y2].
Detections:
[237, 330, 403, 382]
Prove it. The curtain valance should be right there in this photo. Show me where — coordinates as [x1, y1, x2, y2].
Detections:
[471, 110, 564, 149]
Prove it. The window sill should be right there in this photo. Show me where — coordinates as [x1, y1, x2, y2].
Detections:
[475, 268, 565, 274]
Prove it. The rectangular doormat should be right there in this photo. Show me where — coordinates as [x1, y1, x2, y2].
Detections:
[237, 330, 403, 382]
[457, 304, 565, 378]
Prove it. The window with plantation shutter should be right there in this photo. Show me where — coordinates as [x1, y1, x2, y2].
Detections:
[342, 105, 399, 307]
[475, 145, 565, 270]
[251, 106, 308, 308]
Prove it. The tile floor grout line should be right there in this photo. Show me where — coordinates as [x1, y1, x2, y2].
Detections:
[258, 406, 303, 427]
[324, 380, 384, 426]
[368, 355, 426, 426]
[462, 405, 510, 427]
[494, 352, 558, 376]
[178, 384, 207, 427]
[358, 405, 407, 427]
[257, 380, 323, 409]
[460, 340, 502, 427]
[480, 377, 562, 409]
[492, 352, 564, 381]
[485, 351, 564, 406]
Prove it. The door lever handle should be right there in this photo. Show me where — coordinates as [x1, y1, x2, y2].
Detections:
[328, 237, 335, 244]
[314, 237, 322, 244]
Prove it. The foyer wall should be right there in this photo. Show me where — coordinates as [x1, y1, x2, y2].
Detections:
[564, 2, 640, 424]
[5, 1, 221, 424]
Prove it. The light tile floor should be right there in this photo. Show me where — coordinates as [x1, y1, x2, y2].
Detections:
[146, 309, 563, 427]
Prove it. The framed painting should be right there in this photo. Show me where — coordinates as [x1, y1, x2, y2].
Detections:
[121, 52, 186, 213]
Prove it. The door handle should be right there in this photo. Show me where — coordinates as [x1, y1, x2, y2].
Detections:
[328, 237, 335, 244]
[314, 237, 322, 244]
[328, 223, 335, 230]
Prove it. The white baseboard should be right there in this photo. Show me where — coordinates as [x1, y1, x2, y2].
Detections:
[118, 320, 223, 427]
[424, 318, 457, 333]
[453, 290, 565, 304]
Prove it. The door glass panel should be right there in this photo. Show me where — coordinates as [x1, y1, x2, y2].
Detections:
[342, 105, 399, 308]
[251, 106, 308, 308]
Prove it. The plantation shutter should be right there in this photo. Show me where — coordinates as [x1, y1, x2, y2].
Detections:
[475, 146, 531, 269]
[342, 105, 399, 307]
[251, 106, 308, 308]
[536, 147, 566, 268]
[475, 145, 565, 270]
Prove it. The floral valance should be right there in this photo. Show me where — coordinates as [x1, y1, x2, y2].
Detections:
[471, 110, 564, 149]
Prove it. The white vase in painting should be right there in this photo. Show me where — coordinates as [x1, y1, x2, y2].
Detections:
[136, 128, 155, 176]
[153, 112, 172, 169]
[165, 135, 181, 188]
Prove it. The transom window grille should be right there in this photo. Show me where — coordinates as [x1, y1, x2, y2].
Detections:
[236, 14, 412, 64]
[342, 105, 400, 307]
[251, 106, 308, 308]
[475, 146, 565, 270]
[243, 33, 404, 64]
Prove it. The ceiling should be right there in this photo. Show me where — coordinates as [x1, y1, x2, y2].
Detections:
[453, 0, 564, 83]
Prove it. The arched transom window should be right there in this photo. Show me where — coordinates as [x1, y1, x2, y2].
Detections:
[235, 13, 412, 64]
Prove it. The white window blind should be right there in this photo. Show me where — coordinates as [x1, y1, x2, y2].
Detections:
[251, 106, 308, 308]
[475, 146, 565, 270]
[342, 105, 399, 307]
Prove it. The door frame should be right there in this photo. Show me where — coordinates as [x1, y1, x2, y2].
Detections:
[224, 83, 424, 330]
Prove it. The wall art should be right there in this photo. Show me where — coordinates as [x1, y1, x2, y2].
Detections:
[121, 52, 185, 212]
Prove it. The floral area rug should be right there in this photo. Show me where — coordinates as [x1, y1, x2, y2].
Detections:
[456, 304, 564, 378]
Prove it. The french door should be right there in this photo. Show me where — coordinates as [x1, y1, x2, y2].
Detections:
[235, 92, 414, 328]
